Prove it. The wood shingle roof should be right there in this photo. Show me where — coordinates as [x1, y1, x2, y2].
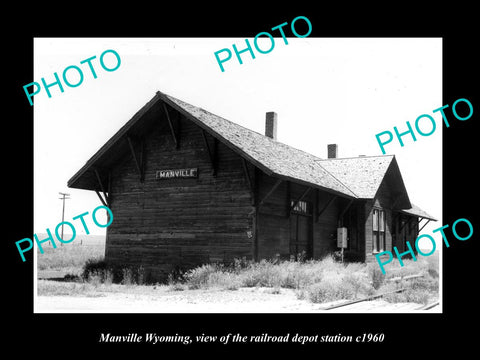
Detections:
[161, 92, 356, 198]
[317, 155, 395, 199]
[400, 203, 437, 221]
[68, 91, 434, 217]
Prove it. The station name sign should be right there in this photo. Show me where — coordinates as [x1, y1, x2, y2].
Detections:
[155, 168, 198, 180]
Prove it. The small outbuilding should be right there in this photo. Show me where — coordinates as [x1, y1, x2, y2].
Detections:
[68, 91, 436, 281]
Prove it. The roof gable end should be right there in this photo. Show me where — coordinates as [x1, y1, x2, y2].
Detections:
[69, 91, 357, 197]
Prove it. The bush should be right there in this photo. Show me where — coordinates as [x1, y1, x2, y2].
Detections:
[80, 258, 146, 285]
[368, 264, 386, 290]
[278, 261, 322, 289]
[181, 263, 244, 290]
[342, 273, 374, 298]
[236, 259, 283, 288]
[427, 267, 439, 279]
[404, 289, 431, 305]
[424, 255, 439, 279]
[81, 258, 109, 282]
[383, 288, 431, 305]
[305, 276, 355, 303]
[344, 261, 367, 274]
[301, 267, 376, 304]
[167, 271, 186, 291]
[183, 263, 222, 289]
[121, 266, 146, 286]
[380, 265, 438, 305]
[409, 276, 438, 293]
[232, 257, 252, 273]
[162, 252, 439, 306]
[207, 271, 242, 290]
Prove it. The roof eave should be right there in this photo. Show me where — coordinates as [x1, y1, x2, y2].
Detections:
[270, 173, 356, 200]
[68, 93, 163, 190]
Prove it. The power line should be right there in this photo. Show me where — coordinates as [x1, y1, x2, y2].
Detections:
[58, 192, 71, 244]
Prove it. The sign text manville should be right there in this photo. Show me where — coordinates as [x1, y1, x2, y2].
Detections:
[156, 168, 198, 180]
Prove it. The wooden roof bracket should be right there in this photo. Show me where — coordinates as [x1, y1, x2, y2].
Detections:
[94, 168, 110, 207]
[338, 198, 354, 227]
[285, 181, 291, 217]
[95, 190, 108, 207]
[127, 135, 145, 182]
[257, 179, 282, 208]
[163, 102, 180, 149]
[316, 194, 337, 223]
[418, 218, 431, 233]
[242, 158, 254, 196]
[201, 129, 218, 176]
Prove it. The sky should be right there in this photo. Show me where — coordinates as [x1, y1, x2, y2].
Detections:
[33, 37, 442, 252]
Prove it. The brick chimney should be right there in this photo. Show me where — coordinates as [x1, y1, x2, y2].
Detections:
[327, 144, 338, 159]
[265, 112, 277, 140]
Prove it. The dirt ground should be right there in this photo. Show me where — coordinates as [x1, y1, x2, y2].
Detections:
[34, 280, 438, 313]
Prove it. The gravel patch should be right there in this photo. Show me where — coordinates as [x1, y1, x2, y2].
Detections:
[35, 281, 438, 313]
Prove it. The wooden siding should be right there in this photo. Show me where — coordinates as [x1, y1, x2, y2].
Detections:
[256, 176, 290, 260]
[255, 172, 344, 261]
[103, 108, 352, 281]
[365, 179, 395, 262]
[376, 171, 420, 257]
[99, 101, 409, 280]
[342, 202, 366, 262]
[66, 92, 430, 283]
[392, 213, 420, 255]
[105, 113, 253, 281]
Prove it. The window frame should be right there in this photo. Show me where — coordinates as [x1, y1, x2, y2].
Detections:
[290, 200, 311, 215]
[372, 208, 386, 253]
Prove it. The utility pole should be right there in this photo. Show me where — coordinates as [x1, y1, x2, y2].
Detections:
[58, 192, 71, 244]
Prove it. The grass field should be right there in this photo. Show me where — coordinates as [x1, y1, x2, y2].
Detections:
[36, 234, 105, 276]
[37, 236, 439, 307]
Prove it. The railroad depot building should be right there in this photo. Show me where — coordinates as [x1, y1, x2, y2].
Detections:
[68, 91, 436, 281]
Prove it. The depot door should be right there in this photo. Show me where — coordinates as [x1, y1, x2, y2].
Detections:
[290, 202, 313, 260]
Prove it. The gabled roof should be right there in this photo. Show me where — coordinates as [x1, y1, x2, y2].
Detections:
[67, 91, 431, 217]
[161, 92, 355, 198]
[68, 91, 356, 198]
[317, 155, 394, 199]
[400, 203, 437, 221]
[318, 155, 412, 209]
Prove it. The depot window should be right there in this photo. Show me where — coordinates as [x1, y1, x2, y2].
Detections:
[373, 208, 385, 252]
[291, 200, 311, 215]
